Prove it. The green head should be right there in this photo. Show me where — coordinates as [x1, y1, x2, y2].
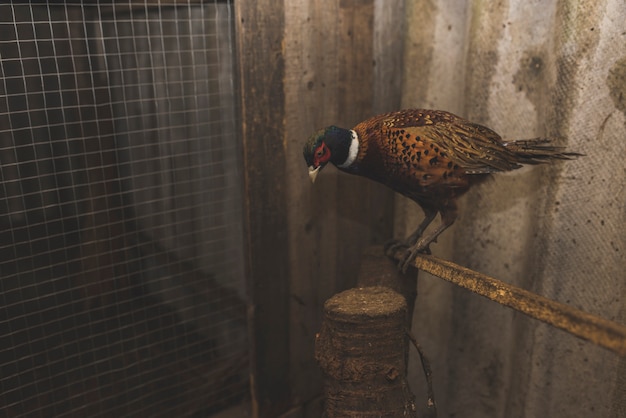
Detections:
[302, 126, 355, 183]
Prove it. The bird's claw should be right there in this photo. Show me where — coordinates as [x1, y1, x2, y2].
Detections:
[385, 238, 431, 273]
[384, 239, 408, 257]
[399, 244, 431, 274]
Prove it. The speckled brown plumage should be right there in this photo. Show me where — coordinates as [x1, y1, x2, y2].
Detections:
[303, 109, 581, 272]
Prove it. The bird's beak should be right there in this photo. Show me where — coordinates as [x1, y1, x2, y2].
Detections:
[308, 166, 321, 183]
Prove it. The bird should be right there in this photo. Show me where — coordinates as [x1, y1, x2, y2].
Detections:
[303, 109, 581, 273]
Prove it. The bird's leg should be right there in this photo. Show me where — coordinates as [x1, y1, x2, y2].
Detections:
[399, 204, 457, 273]
[384, 208, 437, 256]
[405, 209, 438, 247]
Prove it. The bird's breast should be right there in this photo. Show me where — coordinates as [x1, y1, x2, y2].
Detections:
[352, 127, 476, 200]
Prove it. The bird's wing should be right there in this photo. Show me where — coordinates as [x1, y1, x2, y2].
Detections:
[380, 110, 523, 174]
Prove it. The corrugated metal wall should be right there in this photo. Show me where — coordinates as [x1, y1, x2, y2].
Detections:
[397, 0, 625, 416]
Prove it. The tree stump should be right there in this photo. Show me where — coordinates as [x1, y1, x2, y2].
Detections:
[315, 286, 417, 417]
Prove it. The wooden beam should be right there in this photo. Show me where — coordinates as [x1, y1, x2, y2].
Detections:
[235, 1, 290, 417]
[391, 249, 626, 356]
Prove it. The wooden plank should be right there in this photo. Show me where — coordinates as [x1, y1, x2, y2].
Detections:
[335, 0, 398, 285]
[238, 1, 400, 415]
[283, 0, 396, 414]
[283, 2, 344, 413]
[334, 0, 378, 289]
[235, 2, 290, 417]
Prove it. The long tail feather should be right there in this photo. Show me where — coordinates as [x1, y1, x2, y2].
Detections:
[503, 138, 583, 164]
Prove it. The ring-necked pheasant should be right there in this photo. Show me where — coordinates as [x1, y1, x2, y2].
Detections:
[303, 109, 581, 272]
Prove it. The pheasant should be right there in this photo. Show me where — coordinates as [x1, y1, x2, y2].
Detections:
[303, 109, 581, 272]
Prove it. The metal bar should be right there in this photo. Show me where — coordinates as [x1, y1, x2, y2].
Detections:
[396, 252, 626, 356]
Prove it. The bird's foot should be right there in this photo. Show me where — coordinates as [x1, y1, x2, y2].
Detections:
[384, 238, 408, 258]
[399, 243, 431, 274]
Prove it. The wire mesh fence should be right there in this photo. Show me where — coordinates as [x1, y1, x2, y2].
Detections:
[0, 2, 247, 416]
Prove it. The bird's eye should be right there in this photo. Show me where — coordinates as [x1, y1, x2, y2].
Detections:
[313, 143, 330, 165]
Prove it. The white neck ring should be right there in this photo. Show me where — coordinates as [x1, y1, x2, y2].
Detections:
[337, 130, 359, 168]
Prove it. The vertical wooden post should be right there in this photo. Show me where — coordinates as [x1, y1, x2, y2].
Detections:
[315, 286, 418, 417]
[235, 1, 290, 417]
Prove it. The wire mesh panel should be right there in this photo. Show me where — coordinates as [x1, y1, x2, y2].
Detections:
[0, 2, 247, 416]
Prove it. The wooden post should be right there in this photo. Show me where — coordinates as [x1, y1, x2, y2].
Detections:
[357, 246, 418, 328]
[235, 1, 290, 416]
[315, 286, 418, 417]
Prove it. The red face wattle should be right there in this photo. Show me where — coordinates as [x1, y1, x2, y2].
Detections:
[313, 142, 331, 168]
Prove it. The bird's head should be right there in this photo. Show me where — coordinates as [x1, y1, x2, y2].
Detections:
[303, 126, 356, 183]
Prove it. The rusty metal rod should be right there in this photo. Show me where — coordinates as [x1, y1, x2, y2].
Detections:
[395, 252, 626, 356]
